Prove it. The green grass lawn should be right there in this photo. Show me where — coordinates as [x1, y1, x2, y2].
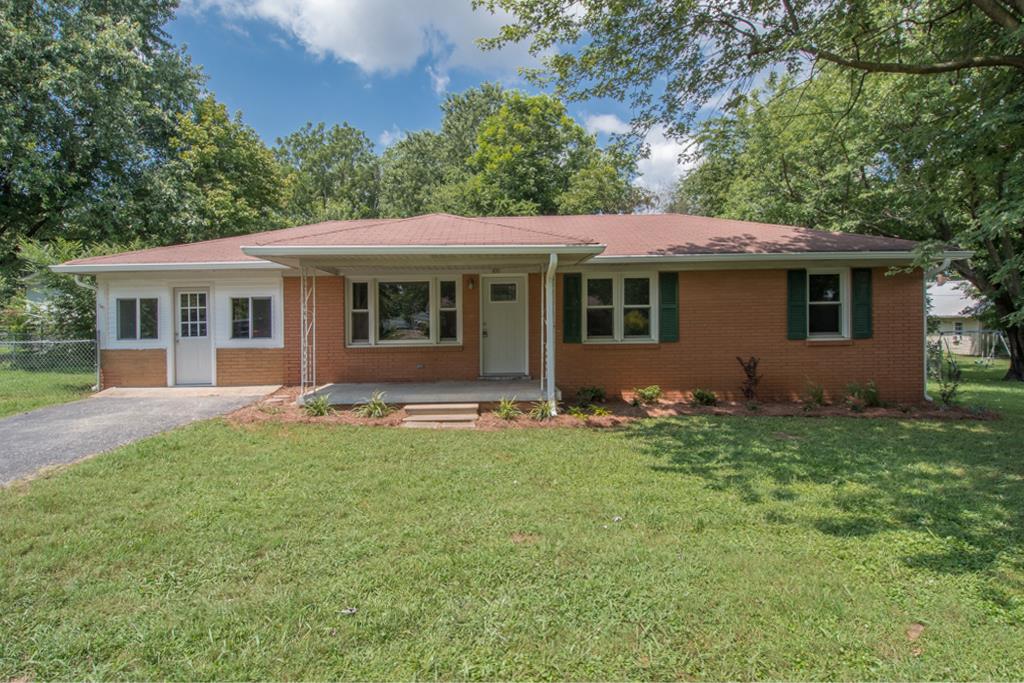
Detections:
[1, 363, 1022, 680]
[0, 368, 96, 418]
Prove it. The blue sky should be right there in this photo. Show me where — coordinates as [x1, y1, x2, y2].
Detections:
[169, 0, 688, 191]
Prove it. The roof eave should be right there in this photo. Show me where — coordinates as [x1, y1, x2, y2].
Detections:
[50, 261, 290, 274]
[240, 244, 607, 257]
[589, 249, 971, 264]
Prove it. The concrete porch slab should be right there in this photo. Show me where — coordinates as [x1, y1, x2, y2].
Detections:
[94, 385, 280, 399]
[306, 379, 559, 405]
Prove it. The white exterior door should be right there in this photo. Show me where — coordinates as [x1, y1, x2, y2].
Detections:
[481, 275, 527, 376]
[174, 288, 212, 385]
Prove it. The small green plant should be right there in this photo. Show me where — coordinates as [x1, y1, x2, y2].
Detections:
[736, 355, 761, 401]
[691, 388, 718, 406]
[846, 380, 882, 408]
[567, 405, 590, 420]
[631, 385, 662, 406]
[802, 382, 826, 410]
[303, 395, 334, 417]
[529, 400, 558, 421]
[937, 356, 962, 407]
[575, 385, 606, 406]
[351, 390, 393, 418]
[589, 406, 612, 417]
[493, 396, 523, 420]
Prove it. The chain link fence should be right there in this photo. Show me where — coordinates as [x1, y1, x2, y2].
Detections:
[0, 332, 98, 417]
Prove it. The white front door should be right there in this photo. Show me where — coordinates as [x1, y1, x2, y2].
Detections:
[174, 288, 212, 385]
[481, 275, 527, 376]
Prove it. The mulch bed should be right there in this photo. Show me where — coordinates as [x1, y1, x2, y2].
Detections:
[226, 386, 998, 429]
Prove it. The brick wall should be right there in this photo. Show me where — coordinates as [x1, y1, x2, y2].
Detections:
[217, 348, 286, 386]
[100, 349, 166, 388]
[555, 267, 924, 403]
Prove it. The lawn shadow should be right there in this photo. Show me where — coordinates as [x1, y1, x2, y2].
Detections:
[625, 415, 1024, 581]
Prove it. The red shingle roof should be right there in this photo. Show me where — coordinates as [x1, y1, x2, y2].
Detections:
[62, 213, 917, 267]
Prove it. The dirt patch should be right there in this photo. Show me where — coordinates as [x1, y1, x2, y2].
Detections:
[510, 532, 541, 544]
[906, 622, 925, 641]
[226, 387, 997, 430]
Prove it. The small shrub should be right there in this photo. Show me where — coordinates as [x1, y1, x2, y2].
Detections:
[303, 395, 334, 417]
[529, 400, 558, 421]
[493, 396, 522, 420]
[631, 385, 662, 406]
[691, 388, 718, 406]
[845, 395, 865, 413]
[803, 383, 826, 410]
[589, 406, 612, 417]
[575, 385, 606, 406]
[745, 400, 760, 412]
[937, 357, 962, 407]
[846, 380, 882, 408]
[351, 390, 393, 418]
[567, 405, 589, 420]
[736, 355, 761, 401]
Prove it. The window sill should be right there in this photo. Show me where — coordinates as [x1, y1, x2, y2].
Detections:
[581, 339, 660, 349]
[804, 337, 853, 346]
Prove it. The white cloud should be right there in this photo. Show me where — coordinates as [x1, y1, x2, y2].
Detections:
[378, 126, 403, 147]
[183, 0, 535, 88]
[584, 113, 630, 136]
[426, 65, 450, 95]
[634, 125, 695, 191]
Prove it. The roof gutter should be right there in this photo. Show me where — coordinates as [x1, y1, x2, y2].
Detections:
[50, 261, 290, 274]
[589, 250, 972, 264]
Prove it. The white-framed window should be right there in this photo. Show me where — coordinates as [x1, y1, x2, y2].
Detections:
[807, 269, 848, 338]
[954, 321, 964, 336]
[582, 273, 657, 342]
[231, 296, 272, 339]
[347, 276, 461, 346]
[116, 297, 159, 341]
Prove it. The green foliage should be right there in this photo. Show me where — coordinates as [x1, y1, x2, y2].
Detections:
[803, 383, 826, 410]
[575, 385, 606, 407]
[351, 391, 394, 419]
[528, 399, 557, 421]
[631, 385, 662, 406]
[302, 395, 334, 418]
[275, 122, 379, 222]
[378, 131, 446, 218]
[493, 396, 523, 420]
[938, 357, 963, 407]
[845, 381, 882, 409]
[736, 355, 761, 401]
[691, 389, 718, 407]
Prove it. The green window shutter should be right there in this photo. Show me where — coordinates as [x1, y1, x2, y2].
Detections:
[658, 272, 679, 342]
[563, 273, 582, 343]
[851, 268, 873, 339]
[787, 269, 808, 340]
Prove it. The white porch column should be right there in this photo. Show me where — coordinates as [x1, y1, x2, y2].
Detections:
[544, 252, 558, 413]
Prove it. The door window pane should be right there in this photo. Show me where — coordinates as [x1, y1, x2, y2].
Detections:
[378, 281, 430, 341]
[490, 283, 517, 302]
[139, 299, 158, 339]
[117, 299, 137, 340]
[251, 298, 272, 338]
[586, 278, 613, 306]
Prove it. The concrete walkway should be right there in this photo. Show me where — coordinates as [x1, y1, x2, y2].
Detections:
[0, 386, 276, 485]
[307, 379, 560, 405]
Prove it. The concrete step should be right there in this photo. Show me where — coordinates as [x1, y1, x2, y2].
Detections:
[403, 413, 480, 423]
[404, 403, 479, 417]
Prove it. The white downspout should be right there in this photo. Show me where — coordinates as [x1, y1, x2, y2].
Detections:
[544, 252, 558, 413]
[923, 255, 954, 402]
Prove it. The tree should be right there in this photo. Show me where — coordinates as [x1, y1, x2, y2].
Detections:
[0, 0, 201, 267]
[153, 96, 285, 243]
[275, 122, 379, 222]
[378, 131, 446, 218]
[558, 153, 650, 215]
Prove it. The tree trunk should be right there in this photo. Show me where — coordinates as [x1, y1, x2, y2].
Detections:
[1005, 325, 1024, 381]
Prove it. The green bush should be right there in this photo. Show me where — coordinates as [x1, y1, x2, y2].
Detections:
[575, 385, 606, 406]
[938, 358, 962, 407]
[303, 395, 334, 417]
[631, 385, 662, 406]
[803, 383, 826, 409]
[493, 396, 523, 420]
[691, 388, 718, 406]
[846, 380, 882, 408]
[529, 400, 558, 421]
[352, 391, 393, 418]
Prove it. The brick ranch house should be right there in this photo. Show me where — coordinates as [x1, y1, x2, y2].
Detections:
[53, 213, 968, 406]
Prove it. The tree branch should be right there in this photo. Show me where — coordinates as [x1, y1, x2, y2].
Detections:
[805, 47, 1024, 73]
[971, 0, 1022, 31]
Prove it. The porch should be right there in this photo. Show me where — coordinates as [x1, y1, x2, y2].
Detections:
[303, 379, 561, 406]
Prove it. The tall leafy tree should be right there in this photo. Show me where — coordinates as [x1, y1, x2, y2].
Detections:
[274, 122, 379, 222]
[378, 131, 446, 218]
[0, 0, 201, 267]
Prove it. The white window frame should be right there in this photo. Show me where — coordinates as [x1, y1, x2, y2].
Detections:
[115, 297, 159, 341]
[230, 296, 272, 340]
[807, 268, 850, 339]
[582, 273, 658, 343]
[347, 275, 462, 347]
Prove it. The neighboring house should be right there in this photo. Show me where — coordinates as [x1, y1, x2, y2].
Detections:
[928, 279, 992, 356]
[53, 213, 968, 404]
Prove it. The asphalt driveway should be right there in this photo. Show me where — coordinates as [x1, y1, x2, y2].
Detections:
[0, 387, 275, 485]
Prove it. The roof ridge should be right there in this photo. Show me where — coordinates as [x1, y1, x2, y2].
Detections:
[445, 213, 598, 245]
